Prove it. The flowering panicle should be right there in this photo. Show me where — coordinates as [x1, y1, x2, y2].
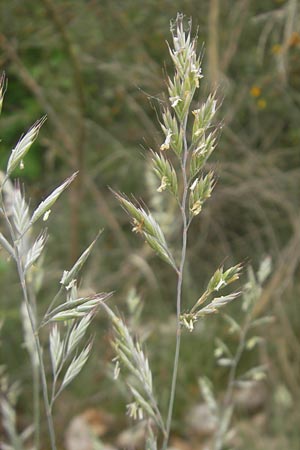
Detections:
[102, 303, 165, 434]
[181, 263, 243, 331]
[111, 14, 242, 448]
[0, 73, 111, 450]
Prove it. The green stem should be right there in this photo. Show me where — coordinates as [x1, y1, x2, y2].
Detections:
[28, 284, 41, 450]
[162, 118, 189, 450]
[16, 251, 57, 450]
[0, 187, 42, 449]
[33, 360, 40, 450]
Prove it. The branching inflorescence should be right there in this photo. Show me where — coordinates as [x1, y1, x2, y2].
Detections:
[0, 73, 112, 450]
[108, 13, 242, 449]
[0, 14, 244, 450]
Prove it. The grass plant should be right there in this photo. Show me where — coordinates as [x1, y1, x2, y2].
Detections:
[0, 14, 247, 450]
[106, 14, 242, 449]
[0, 73, 112, 450]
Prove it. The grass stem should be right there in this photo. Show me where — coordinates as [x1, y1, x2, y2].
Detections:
[162, 118, 189, 450]
[15, 249, 57, 450]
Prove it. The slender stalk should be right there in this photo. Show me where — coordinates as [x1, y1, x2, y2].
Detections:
[162, 118, 189, 450]
[0, 188, 43, 449]
[42, 286, 64, 328]
[27, 284, 41, 450]
[33, 360, 40, 450]
[15, 249, 57, 450]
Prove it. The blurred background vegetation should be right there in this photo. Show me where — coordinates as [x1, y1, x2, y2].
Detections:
[1, 0, 300, 448]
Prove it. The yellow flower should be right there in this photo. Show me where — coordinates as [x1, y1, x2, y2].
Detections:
[288, 32, 300, 48]
[250, 86, 261, 98]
